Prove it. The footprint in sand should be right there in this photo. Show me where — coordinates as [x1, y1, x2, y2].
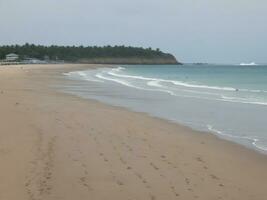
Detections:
[119, 156, 127, 165]
[150, 162, 159, 170]
[185, 177, 190, 185]
[210, 174, 220, 180]
[116, 180, 124, 186]
[150, 194, 156, 200]
[170, 185, 180, 197]
[79, 177, 92, 191]
[196, 156, 204, 163]
[134, 172, 150, 188]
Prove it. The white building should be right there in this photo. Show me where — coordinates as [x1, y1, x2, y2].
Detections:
[6, 53, 19, 61]
[22, 57, 47, 64]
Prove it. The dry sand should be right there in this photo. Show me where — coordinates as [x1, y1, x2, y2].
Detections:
[0, 64, 267, 200]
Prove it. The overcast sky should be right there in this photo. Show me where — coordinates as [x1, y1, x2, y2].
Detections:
[0, 0, 266, 63]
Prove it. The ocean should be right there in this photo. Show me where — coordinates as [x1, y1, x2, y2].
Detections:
[62, 64, 267, 154]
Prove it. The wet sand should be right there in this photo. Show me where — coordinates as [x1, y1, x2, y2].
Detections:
[0, 64, 267, 200]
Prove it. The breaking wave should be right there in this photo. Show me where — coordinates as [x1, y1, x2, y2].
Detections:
[207, 125, 267, 152]
[65, 67, 267, 106]
[63, 65, 267, 154]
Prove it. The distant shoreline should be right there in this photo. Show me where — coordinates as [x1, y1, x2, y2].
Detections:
[0, 44, 181, 65]
[0, 61, 181, 66]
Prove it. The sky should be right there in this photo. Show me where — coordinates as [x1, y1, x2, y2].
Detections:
[0, 0, 266, 63]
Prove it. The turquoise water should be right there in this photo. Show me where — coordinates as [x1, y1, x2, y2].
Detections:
[62, 64, 267, 154]
[114, 65, 267, 105]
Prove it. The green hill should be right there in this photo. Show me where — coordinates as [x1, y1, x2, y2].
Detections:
[0, 44, 180, 65]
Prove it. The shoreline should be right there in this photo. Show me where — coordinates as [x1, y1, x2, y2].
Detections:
[62, 65, 267, 156]
[0, 64, 267, 200]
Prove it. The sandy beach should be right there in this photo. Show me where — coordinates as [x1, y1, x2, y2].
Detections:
[0, 64, 267, 200]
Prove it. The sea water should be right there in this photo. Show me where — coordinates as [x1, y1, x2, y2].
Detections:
[62, 64, 267, 154]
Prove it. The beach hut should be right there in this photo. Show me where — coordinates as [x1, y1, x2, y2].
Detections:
[5, 53, 19, 61]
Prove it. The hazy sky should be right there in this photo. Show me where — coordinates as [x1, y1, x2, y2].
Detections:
[0, 0, 266, 63]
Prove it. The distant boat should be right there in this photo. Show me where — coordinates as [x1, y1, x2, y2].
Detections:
[240, 62, 257, 66]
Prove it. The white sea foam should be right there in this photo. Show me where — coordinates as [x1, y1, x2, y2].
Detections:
[171, 81, 236, 91]
[252, 141, 267, 152]
[106, 67, 267, 106]
[221, 95, 267, 106]
[110, 78, 228, 101]
[240, 89, 267, 93]
[65, 67, 267, 106]
[65, 71, 104, 82]
[207, 125, 267, 152]
[96, 72, 178, 96]
[147, 80, 163, 88]
[95, 73, 141, 89]
[108, 69, 236, 91]
[62, 68, 267, 154]
[108, 67, 267, 93]
[77, 71, 87, 77]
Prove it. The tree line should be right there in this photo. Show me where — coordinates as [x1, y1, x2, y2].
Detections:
[0, 44, 174, 61]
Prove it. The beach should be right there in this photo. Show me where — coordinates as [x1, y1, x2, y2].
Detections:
[0, 64, 267, 200]
[63, 64, 267, 152]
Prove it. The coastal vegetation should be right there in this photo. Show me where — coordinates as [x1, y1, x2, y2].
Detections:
[0, 44, 179, 64]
